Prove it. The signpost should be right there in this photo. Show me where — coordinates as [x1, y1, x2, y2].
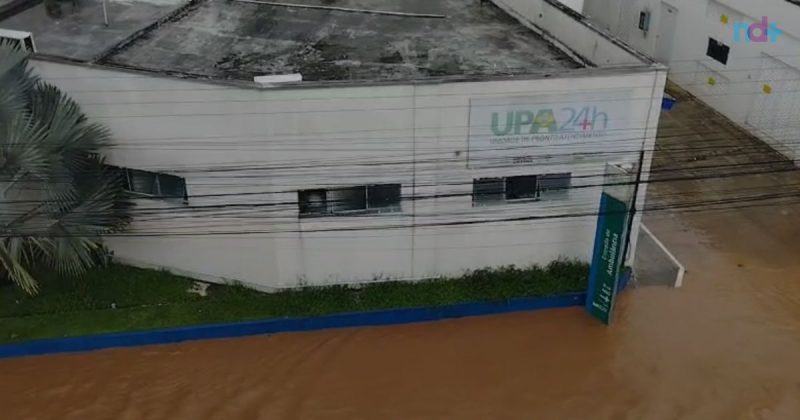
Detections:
[585, 192, 631, 325]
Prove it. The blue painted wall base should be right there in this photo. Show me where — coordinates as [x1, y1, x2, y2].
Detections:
[0, 293, 587, 359]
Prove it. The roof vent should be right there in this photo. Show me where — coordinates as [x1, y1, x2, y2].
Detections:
[253, 74, 303, 87]
[0, 29, 36, 54]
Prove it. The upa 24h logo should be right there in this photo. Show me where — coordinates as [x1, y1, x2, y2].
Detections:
[490, 106, 609, 137]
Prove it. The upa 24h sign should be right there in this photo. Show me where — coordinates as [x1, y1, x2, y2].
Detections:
[467, 91, 638, 168]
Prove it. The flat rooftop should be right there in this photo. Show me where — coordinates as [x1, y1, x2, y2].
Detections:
[1, 0, 183, 62]
[2, 0, 583, 82]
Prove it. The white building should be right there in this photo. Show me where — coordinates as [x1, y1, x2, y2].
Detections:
[2, 0, 666, 290]
[583, 0, 800, 162]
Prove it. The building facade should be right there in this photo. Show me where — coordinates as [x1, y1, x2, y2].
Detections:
[584, 0, 800, 162]
[3, 0, 666, 290]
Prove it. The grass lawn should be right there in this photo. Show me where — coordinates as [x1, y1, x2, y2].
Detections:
[0, 261, 589, 343]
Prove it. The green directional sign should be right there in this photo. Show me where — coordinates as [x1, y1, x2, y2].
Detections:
[586, 192, 630, 325]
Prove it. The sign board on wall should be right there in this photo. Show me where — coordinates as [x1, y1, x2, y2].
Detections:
[585, 192, 630, 325]
[467, 91, 641, 168]
[585, 163, 637, 325]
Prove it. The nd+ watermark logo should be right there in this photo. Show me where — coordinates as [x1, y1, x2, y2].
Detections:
[733, 17, 782, 43]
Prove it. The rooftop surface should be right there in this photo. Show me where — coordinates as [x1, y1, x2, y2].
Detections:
[0, 0, 183, 62]
[1, 0, 583, 81]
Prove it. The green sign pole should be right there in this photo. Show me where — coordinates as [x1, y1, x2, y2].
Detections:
[586, 192, 630, 325]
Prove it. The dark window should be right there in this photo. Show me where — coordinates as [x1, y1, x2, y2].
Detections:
[505, 175, 539, 200]
[128, 169, 158, 195]
[539, 173, 572, 196]
[473, 178, 505, 205]
[638, 11, 651, 32]
[298, 189, 328, 215]
[298, 184, 401, 217]
[367, 184, 402, 211]
[23, 37, 34, 52]
[706, 38, 730, 65]
[473, 173, 572, 205]
[329, 186, 367, 213]
[158, 173, 188, 199]
[106, 165, 188, 202]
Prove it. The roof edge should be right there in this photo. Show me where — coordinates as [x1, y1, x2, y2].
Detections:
[31, 53, 665, 92]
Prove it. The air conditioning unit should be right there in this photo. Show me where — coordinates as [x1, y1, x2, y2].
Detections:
[0, 29, 37, 53]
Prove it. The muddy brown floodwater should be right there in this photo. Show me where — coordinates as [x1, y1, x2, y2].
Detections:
[2, 92, 800, 419]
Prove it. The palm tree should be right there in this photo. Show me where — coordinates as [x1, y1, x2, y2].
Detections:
[0, 43, 131, 294]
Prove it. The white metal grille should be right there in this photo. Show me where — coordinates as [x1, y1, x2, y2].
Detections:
[746, 55, 800, 162]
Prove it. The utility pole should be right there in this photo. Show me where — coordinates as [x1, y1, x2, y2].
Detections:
[621, 149, 645, 264]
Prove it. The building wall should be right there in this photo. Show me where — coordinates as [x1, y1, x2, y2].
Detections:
[31, 60, 665, 290]
[584, 0, 800, 162]
[491, 0, 653, 66]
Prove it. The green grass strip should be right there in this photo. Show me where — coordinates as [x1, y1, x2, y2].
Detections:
[0, 260, 588, 343]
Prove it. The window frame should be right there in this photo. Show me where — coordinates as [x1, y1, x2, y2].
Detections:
[366, 183, 402, 213]
[327, 186, 368, 214]
[538, 173, 572, 198]
[108, 165, 188, 203]
[298, 184, 402, 218]
[472, 177, 506, 206]
[505, 175, 540, 201]
[298, 188, 329, 216]
[706, 37, 730, 65]
[472, 173, 572, 206]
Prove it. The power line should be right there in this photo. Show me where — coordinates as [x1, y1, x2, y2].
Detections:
[4, 156, 798, 227]
[6, 185, 798, 238]
[3, 140, 794, 206]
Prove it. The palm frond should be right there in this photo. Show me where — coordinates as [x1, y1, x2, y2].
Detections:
[31, 84, 112, 180]
[0, 44, 131, 295]
[0, 43, 36, 125]
[0, 239, 39, 294]
[0, 42, 29, 77]
[33, 228, 100, 277]
[0, 114, 50, 188]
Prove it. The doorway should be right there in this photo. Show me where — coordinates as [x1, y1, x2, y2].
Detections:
[654, 2, 678, 64]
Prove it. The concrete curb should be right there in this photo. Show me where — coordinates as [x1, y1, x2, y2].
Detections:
[0, 292, 587, 359]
